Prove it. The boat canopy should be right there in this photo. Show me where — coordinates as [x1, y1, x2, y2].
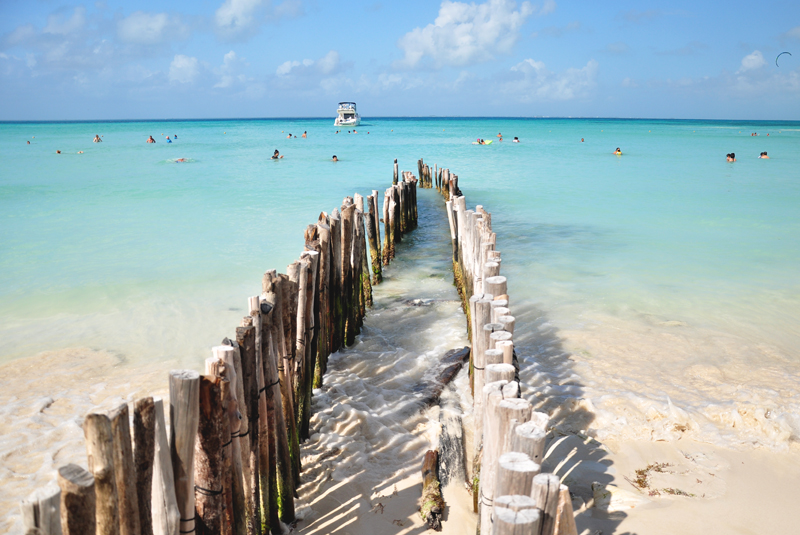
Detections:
[338, 102, 357, 109]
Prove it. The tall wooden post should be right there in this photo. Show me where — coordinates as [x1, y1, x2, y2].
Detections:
[84, 412, 119, 535]
[151, 398, 180, 535]
[21, 483, 62, 535]
[109, 403, 141, 535]
[58, 464, 95, 535]
[233, 326, 261, 535]
[195, 375, 225, 535]
[133, 398, 155, 535]
[169, 370, 200, 535]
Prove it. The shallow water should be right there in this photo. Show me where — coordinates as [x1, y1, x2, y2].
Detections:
[1, 117, 799, 529]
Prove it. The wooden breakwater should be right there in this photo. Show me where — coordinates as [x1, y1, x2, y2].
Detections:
[429, 162, 579, 535]
[19, 172, 421, 535]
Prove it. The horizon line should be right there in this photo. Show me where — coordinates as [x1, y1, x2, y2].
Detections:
[2, 116, 800, 125]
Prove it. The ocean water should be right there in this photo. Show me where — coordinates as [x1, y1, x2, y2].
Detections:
[1, 117, 799, 529]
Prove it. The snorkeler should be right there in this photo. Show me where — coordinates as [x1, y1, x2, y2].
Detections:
[272, 150, 283, 159]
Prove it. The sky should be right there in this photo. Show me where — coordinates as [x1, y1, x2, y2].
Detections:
[0, 0, 799, 121]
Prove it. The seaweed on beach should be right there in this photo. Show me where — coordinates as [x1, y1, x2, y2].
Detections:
[625, 462, 696, 498]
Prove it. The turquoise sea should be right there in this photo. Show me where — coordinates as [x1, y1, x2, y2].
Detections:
[1, 118, 799, 479]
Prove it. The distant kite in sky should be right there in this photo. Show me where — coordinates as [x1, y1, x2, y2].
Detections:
[776, 51, 792, 66]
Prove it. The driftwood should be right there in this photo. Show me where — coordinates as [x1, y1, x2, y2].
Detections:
[420, 450, 445, 532]
[413, 347, 470, 407]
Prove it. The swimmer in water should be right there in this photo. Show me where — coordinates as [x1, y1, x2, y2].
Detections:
[759, 152, 769, 159]
[174, 134, 178, 139]
[726, 153, 736, 162]
[332, 155, 338, 162]
[272, 150, 283, 160]
[302, 131, 307, 138]
[513, 137, 519, 143]
[27, 141, 30, 144]
[287, 133, 292, 138]
[580, 138, 584, 142]
[175, 158, 186, 163]
[497, 132, 502, 139]
[78, 151, 83, 154]
[166, 136, 172, 143]
[147, 136, 156, 143]
[614, 147, 622, 155]
[56, 150, 61, 154]
[93, 135, 102, 143]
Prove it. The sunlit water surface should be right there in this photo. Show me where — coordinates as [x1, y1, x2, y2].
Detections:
[1, 117, 799, 531]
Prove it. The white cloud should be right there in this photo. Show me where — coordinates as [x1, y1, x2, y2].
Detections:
[539, 0, 556, 16]
[738, 50, 765, 72]
[503, 58, 598, 101]
[781, 26, 800, 42]
[214, 50, 249, 88]
[215, 0, 265, 39]
[316, 51, 340, 75]
[276, 50, 341, 77]
[117, 12, 188, 45]
[43, 7, 86, 36]
[396, 0, 535, 68]
[169, 54, 199, 83]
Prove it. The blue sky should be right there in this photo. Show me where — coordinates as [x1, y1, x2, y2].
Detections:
[1, 0, 798, 120]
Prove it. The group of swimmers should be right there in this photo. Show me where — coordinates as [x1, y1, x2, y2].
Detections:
[726, 151, 769, 161]
[147, 134, 177, 143]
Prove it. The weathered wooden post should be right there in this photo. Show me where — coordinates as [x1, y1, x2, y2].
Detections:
[393, 159, 398, 185]
[494, 494, 537, 513]
[490, 330, 513, 351]
[354, 196, 372, 308]
[385, 189, 396, 262]
[420, 450, 444, 531]
[510, 418, 548, 466]
[133, 398, 155, 535]
[494, 452, 540, 499]
[261, 304, 296, 525]
[109, 403, 141, 535]
[492, 506, 541, 535]
[496, 340, 514, 367]
[151, 398, 180, 535]
[21, 483, 62, 535]
[233, 324, 262, 535]
[340, 204, 356, 345]
[169, 370, 200, 535]
[84, 412, 119, 535]
[244, 307, 276, 533]
[554, 486, 578, 535]
[211, 347, 247, 535]
[485, 363, 515, 384]
[314, 218, 333, 387]
[480, 394, 533, 535]
[195, 375, 225, 535]
[58, 464, 95, 535]
[263, 273, 300, 489]
[365, 191, 383, 284]
[328, 209, 343, 350]
[531, 473, 561, 535]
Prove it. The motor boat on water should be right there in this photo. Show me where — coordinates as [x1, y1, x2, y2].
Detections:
[334, 102, 361, 127]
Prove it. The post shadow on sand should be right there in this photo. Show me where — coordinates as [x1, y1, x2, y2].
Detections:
[511, 298, 636, 535]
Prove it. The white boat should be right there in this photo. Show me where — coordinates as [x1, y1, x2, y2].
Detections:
[334, 102, 361, 127]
